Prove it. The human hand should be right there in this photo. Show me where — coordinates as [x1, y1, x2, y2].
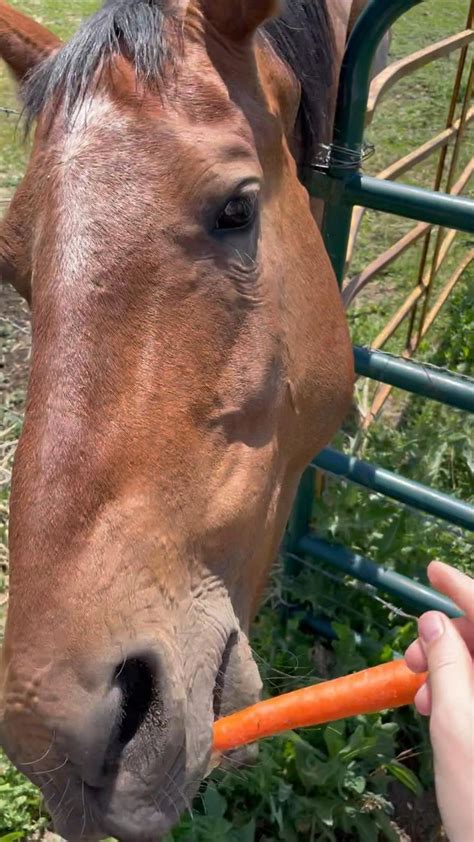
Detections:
[405, 561, 474, 842]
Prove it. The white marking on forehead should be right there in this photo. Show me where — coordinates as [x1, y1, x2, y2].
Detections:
[46, 90, 145, 293]
[61, 90, 132, 162]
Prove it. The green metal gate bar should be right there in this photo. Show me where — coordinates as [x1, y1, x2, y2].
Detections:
[297, 536, 462, 618]
[308, 172, 474, 234]
[314, 449, 474, 531]
[354, 347, 474, 412]
[287, 0, 473, 621]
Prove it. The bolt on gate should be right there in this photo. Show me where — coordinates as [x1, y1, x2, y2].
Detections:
[286, 0, 474, 625]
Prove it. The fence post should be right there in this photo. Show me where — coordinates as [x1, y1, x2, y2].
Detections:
[312, 0, 424, 284]
[286, 468, 315, 575]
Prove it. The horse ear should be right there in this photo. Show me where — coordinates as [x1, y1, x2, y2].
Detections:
[202, 0, 279, 41]
[0, 1, 60, 85]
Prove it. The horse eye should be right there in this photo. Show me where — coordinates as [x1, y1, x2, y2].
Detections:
[215, 192, 258, 231]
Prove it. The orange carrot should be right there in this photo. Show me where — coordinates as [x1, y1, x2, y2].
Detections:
[213, 660, 426, 753]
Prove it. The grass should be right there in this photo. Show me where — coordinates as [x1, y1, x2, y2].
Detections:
[0, 0, 473, 839]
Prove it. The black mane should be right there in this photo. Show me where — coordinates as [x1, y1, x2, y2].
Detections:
[24, 0, 334, 159]
[23, 0, 178, 127]
[264, 0, 334, 162]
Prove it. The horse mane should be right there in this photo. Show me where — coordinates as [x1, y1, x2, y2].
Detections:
[263, 0, 334, 163]
[23, 0, 178, 127]
[23, 0, 334, 159]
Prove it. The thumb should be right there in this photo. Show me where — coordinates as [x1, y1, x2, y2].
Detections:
[418, 612, 472, 713]
[417, 612, 474, 842]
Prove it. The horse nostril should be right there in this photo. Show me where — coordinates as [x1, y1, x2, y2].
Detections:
[114, 656, 156, 748]
[63, 654, 165, 788]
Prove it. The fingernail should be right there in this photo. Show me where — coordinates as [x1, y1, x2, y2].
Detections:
[419, 613, 444, 643]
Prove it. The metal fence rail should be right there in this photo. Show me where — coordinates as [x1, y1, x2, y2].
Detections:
[310, 170, 474, 230]
[297, 535, 462, 617]
[344, 0, 473, 423]
[353, 347, 474, 412]
[287, 0, 473, 620]
[313, 448, 474, 531]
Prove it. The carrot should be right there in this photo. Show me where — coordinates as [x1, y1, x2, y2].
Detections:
[213, 660, 426, 753]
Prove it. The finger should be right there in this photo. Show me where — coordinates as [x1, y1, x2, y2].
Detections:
[414, 681, 431, 716]
[404, 614, 474, 674]
[452, 616, 474, 653]
[405, 639, 427, 673]
[428, 562, 474, 621]
[419, 610, 474, 842]
[406, 617, 474, 672]
[418, 612, 472, 709]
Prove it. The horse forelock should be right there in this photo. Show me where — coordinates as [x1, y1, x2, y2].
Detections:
[22, 0, 182, 131]
[22, 0, 334, 161]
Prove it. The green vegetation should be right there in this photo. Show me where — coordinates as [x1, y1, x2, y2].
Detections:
[0, 0, 472, 839]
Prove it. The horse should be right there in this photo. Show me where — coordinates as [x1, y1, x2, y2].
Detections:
[0, 1, 361, 839]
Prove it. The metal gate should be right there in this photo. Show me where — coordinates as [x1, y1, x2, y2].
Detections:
[286, 0, 474, 624]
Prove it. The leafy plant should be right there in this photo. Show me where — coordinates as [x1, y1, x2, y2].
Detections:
[0, 758, 48, 839]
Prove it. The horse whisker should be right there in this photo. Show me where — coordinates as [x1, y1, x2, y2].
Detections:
[19, 731, 56, 767]
[30, 755, 69, 776]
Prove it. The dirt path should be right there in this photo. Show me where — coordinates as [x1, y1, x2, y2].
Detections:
[0, 283, 29, 632]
